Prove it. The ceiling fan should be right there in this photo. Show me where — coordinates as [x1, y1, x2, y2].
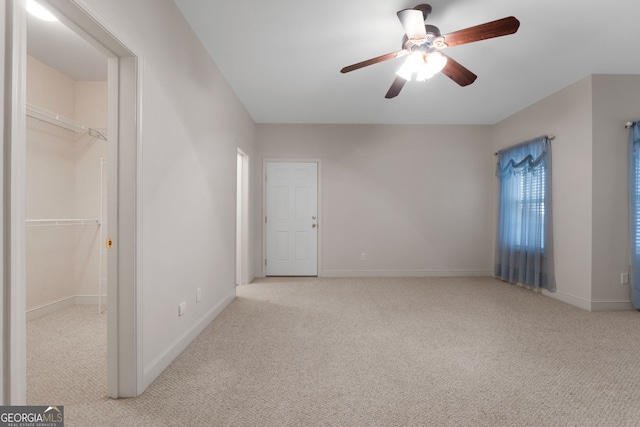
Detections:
[340, 4, 520, 99]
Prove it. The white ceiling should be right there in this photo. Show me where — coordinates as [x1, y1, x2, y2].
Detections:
[172, 0, 640, 125]
[26, 1, 640, 125]
[27, 13, 107, 81]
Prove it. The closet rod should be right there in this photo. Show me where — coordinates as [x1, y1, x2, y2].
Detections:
[26, 103, 107, 141]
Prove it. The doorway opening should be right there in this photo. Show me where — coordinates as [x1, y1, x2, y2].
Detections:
[25, 5, 109, 405]
[4, 0, 140, 403]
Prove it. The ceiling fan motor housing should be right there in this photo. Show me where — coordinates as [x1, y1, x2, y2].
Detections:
[402, 24, 442, 51]
[424, 24, 441, 37]
[413, 4, 432, 20]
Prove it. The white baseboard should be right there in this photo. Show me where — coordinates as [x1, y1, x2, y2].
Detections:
[542, 289, 592, 311]
[142, 291, 236, 390]
[26, 297, 75, 322]
[26, 295, 109, 321]
[590, 300, 634, 311]
[541, 289, 634, 312]
[321, 269, 493, 278]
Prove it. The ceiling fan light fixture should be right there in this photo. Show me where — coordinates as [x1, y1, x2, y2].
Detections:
[395, 51, 424, 81]
[416, 51, 447, 81]
[26, 0, 58, 22]
[396, 50, 447, 82]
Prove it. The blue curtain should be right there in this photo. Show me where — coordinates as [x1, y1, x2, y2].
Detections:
[628, 122, 640, 309]
[494, 136, 555, 291]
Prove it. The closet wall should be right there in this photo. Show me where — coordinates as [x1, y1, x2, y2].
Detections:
[26, 55, 107, 318]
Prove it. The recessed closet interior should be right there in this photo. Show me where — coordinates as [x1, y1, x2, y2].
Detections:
[26, 55, 108, 319]
[26, 7, 108, 403]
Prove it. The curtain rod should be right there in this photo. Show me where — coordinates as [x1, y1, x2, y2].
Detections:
[494, 134, 555, 156]
[626, 121, 636, 129]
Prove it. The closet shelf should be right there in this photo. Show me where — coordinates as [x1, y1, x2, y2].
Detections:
[25, 219, 100, 227]
[26, 104, 108, 141]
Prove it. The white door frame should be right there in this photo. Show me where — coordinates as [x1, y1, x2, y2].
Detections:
[1, 0, 142, 402]
[262, 158, 322, 277]
[236, 148, 249, 285]
[2, 0, 28, 404]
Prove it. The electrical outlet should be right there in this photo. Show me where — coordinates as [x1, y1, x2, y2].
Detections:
[178, 302, 186, 316]
[196, 288, 202, 303]
[621, 273, 630, 285]
[361, 253, 366, 261]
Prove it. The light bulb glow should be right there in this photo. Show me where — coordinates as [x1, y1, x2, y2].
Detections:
[27, 0, 58, 22]
[395, 51, 424, 81]
[416, 51, 448, 82]
[396, 51, 447, 82]
[396, 61, 413, 81]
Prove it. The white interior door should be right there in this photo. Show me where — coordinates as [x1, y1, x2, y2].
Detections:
[266, 162, 318, 276]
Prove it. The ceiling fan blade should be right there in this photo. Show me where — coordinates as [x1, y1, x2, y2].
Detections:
[440, 54, 477, 86]
[442, 16, 520, 48]
[340, 50, 407, 74]
[397, 9, 428, 41]
[385, 76, 407, 99]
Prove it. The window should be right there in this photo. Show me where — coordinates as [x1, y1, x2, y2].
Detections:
[516, 165, 546, 250]
[494, 136, 555, 291]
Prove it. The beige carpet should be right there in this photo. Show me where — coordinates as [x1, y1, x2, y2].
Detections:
[28, 277, 640, 426]
[27, 304, 107, 405]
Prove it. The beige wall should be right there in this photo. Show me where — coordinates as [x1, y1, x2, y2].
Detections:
[74, 81, 108, 298]
[25, 56, 107, 312]
[494, 74, 640, 310]
[493, 77, 594, 308]
[25, 116, 76, 309]
[258, 124, 495, 277]
[591, 75, 640, 305]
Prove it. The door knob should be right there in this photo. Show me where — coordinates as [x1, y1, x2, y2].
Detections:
[312, 223, 317, 228]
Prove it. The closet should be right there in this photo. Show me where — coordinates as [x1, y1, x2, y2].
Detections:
[25, 55, 108, 320]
